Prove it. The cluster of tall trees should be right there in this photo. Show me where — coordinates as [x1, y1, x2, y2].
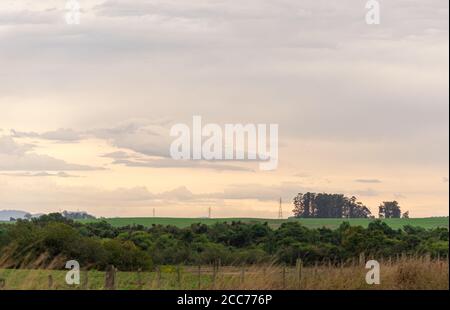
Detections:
[292, 193, 373, 218]
[61, 210, 96, 220]
[378, 201, 403, 219]
[292, 193, 407, 219]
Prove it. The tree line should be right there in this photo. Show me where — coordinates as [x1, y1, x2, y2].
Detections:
[0, 213, 447, 271]
[292, 192, 407, 219]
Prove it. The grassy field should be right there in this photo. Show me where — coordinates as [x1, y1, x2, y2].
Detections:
[0, 258, 448, 290]
[77, 217, 449, 230]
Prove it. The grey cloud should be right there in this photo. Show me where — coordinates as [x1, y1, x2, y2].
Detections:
[2, 0, 447, 155]
[0, 136, 102, 171]
[0, 136, 33, 155]
[101, 151, 131, 159]
[154, 184, 299, 203]
[89, 119, 171, 158]
[93, 119, 273, 163]
[94, 0, 313, 24]
[354, 179, 382, 184]
[0, 182, 243, 212]
[0, 0, 447, 174]
[0, 180, 302, 213]
[190, 180, 383, 207]
[0, 171, 80, 178]
[0, 184, 156, 211]
[10, 120, 261, 171]
[11, 128, 83, 142]
[157, 186, 196, 201]
[93, 0, 448, 38]
[92, 119, 261, 171]
[0, 9, 59, 25]
[293, 173, 310, 178]
[112, 158, 253, 172]
[202, 182, 310, 202]
[10, 129, 39, 138]
[40, 128, 83, 142]
[353, 188, 380, 197]
[0, 153, 102, 171]
[12, 120, 170, 157]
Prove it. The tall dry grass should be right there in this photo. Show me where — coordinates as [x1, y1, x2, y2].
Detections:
[210, 258, 448, 290]
[0, 258, 448, 290]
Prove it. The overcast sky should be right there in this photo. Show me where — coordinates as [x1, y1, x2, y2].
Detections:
[0, 0, 448, 218]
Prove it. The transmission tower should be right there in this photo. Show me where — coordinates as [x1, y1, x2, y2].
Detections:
[208, 207, 212, 219]
[153, 208, 155, 218]
[278, 198, 283, 219]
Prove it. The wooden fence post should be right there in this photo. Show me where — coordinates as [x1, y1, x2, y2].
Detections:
[48, 274, 53, 289]
[136, 268, 143, 289]
[240, 266, 245, 284]
[105, 265, 116, 290]
[212, 262, 217, 289]
[197, 265, 201, 289]
[157, 266, 161, 288]
[282, 266, 286, 289]
[177, 265, 182, 289]
[425, 253, 431, 264]
[296, 259, 302, 288]
[0, 278, 5, 290]
[82, 270, 88, 290]
[359, 253, 365, 267]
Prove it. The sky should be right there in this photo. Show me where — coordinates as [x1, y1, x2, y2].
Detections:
[0, 0, 448, 218]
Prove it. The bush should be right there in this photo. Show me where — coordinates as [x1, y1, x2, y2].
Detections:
[0, 218, 447, 269]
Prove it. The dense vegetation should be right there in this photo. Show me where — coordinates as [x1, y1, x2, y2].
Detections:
[0, 213, 448, 271]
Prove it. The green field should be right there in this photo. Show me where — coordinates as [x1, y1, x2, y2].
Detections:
[78, 217, 449, 230]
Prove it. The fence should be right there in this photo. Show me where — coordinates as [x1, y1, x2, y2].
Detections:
[0, 255, 448, 290]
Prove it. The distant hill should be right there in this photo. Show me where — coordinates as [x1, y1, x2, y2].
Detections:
[0, 210, 35, 221]
[0, 210, 96, 222]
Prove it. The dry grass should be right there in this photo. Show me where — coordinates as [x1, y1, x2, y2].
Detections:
[0, 258, 448, 290]
[211, 258, 448, 290]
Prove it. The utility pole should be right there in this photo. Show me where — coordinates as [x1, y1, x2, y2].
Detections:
[208, 207, 212, 219]
[278, 198, 283, 219]
[153, 208, 155, 218]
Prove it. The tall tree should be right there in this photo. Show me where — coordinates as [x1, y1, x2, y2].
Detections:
[378, 201, 401, 218]
[293, 193, 315, 218]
